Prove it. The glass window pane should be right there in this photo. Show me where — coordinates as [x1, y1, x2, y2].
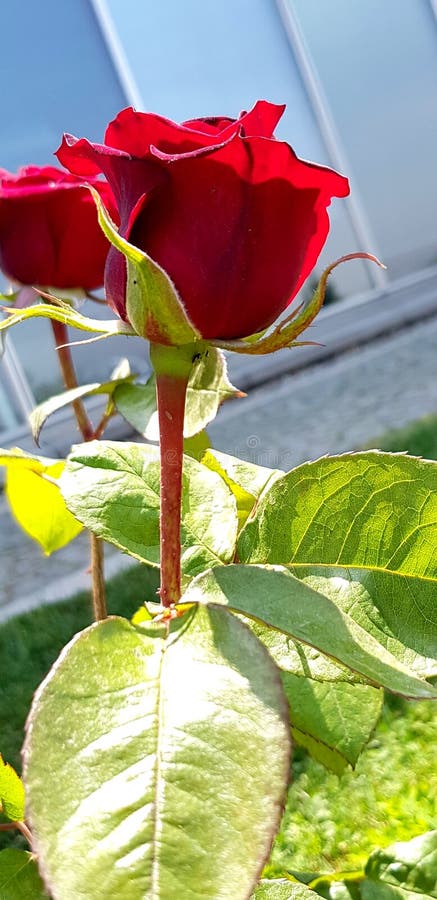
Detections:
[0, 0, 129, 413]
[291, 0, 437, 279]
[0, 0, 127, 168]
[107, 0, 371, 297]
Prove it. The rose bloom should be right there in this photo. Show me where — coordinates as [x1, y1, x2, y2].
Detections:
[0, 166, 117, 292]
[57, 101, 349, 340]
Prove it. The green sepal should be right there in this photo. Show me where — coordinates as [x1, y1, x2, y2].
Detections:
[214, 254, 384, 355]
[91, 188, 201, 344]
[0, 294, 135, 341]
[114, 345, 242, 440]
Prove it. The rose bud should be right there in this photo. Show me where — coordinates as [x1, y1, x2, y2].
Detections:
[0, 166, 117, 295]
[57, 100, 349, 341]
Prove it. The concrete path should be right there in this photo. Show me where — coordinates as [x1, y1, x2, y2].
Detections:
[210, 314, 437, 469]
[1, 315, 437, 622]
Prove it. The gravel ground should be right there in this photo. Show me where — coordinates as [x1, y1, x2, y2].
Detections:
[210, 315, 437, 469]
[1, 315, 437, 621]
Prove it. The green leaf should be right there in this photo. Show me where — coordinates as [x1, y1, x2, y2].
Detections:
[360, 884, 428, 898]
[60, 440, 238, 580]
[239, 453, 437, 676]
[254, 880, 317, 898]
[202, 449, 282, 529]
[115, 346, 241, 441]
[0, 449, 82, 554]
[181, 565, 437, 699]
[23, 609, 290, 899]
[365, 831, 437, 898]
[113, 378, 157, 438]
[282, 675, 382, 774]
[0, 297, 135, 340]
[91, 187, 200, 344]
[0, 755, 25, 821]
[183, 428, 211, 460]
[311, 878, 361, 899]
[29, 370, 136, 444]
[241, 621, 382, 773]
[284, 568, 437, 679]
[0, 850, 47, 898]
[182, 346, 243, 437]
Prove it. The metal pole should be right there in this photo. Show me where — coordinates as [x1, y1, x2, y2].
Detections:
[89, 0, 145, 109]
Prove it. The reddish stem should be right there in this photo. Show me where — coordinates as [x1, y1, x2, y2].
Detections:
[155, 371, 189, 607]
[50, 318, 107, 621]
[0, 820, 33, 844]
[50, 319, 95, 441]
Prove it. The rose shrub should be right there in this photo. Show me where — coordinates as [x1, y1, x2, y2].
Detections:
[0, 165, 117, 291]
[57, 100, 349, 340]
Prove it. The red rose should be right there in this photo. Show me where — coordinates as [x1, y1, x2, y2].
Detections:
[0, 166, 117, 292]
[57, 101, 349, 340]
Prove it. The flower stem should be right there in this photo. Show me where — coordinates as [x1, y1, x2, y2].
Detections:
[0, 821, 33, 845]
[50, 319, 107, 621]
[90, 533, 107, 621]
[50, 320, 94, 441]
[150, 343, 195, 607]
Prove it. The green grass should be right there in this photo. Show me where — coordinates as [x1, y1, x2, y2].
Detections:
[1, 414, 436, 869]
[0, 564, 159, 773]
[268, 695, 436, 875]
[367, 413, 437, 459]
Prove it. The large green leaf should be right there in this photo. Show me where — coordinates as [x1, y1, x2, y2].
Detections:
[239, 453, 437, 676]
[254, 881, 317, 898]
[115, 347, 241, 441]
[365, 831, 437, 898]
[61, 440, 238, 580]
[181, 565, 437, 699]
[243, 621, 382, 773]
[285, 567, 437, 678]
[202, 449, 282, 530]
[0, 850, 47, 898]
[281, 674, 382, 774]
[23, 610, 290, 899]
[0, 755, 25, 821]
[0, 449, 82, 554]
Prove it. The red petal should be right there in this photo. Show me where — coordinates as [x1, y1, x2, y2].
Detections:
[127, 131, 349, 339]
[56, 133, 129, 176]
[182, 116, 237, 135]
[237, 100, 286, 137]
[104, 106, 221, 157]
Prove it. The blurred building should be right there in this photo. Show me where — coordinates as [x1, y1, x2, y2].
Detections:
[1, 0, 436, 446]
